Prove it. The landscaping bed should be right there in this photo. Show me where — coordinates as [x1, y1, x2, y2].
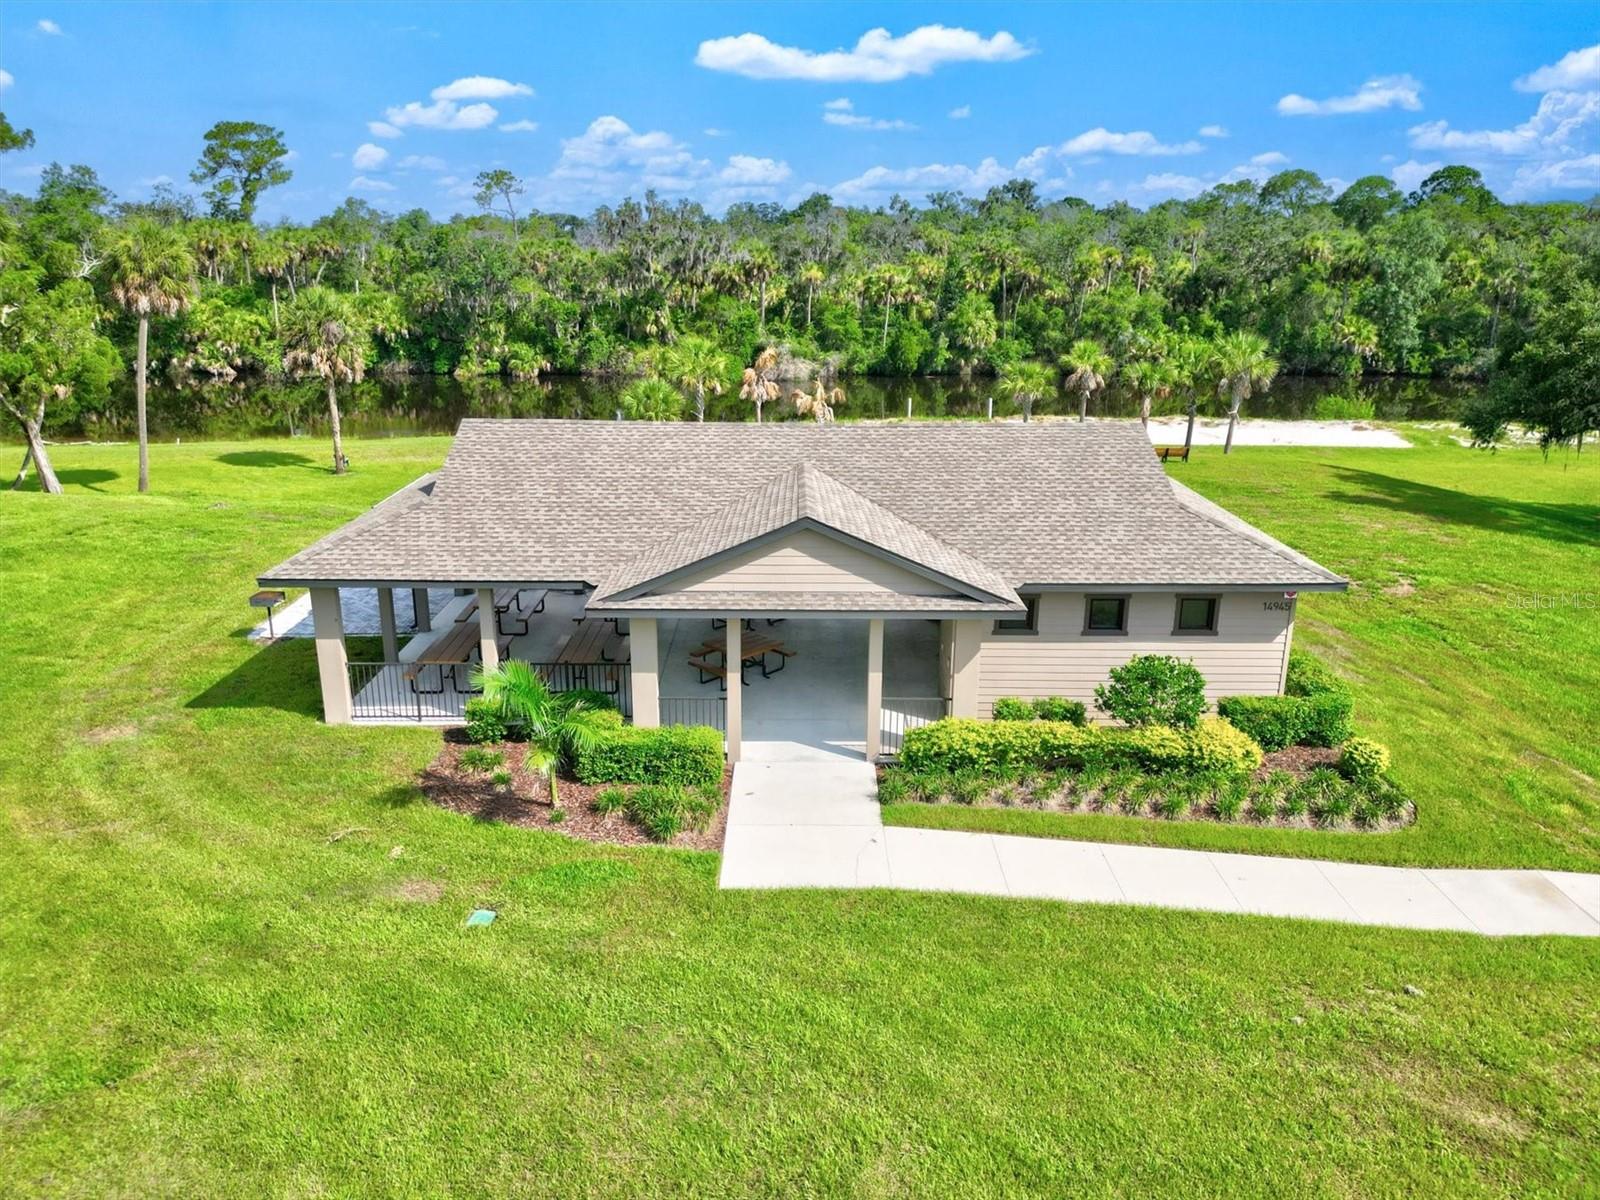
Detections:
[421, 731, 731, 850]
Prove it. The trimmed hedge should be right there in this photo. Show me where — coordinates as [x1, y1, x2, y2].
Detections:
[900, 716, 1262, 779]
[464, 698, 509, 744]
[1217, 653, 1354, 749]
[991, 696, 1089, 725]
[1285, 649, 1348, 699]
[572, 723, 725, 788]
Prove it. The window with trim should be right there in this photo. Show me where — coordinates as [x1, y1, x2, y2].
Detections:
[994, 594, 1039, 634]
[1083, 594, 1129, 635]
[1174, 594, 1220, 635]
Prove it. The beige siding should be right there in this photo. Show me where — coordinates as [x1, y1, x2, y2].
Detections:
[976, 592, 1293, 717]
[657, 529, 945, 596]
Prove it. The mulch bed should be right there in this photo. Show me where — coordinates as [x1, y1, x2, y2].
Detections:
[420, 732, 731, 851]
[1258, 745, 1343, 777]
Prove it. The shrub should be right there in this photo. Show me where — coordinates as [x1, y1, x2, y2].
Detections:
[1216, 690, 1354, 749]
[572, 723, 724, 788]
[1300, 692, 1355, 747]
[899, 718, 1100, 774]
[876, 771, 911, 805]
[464, 698, 509, 744]
[1094, 654, 1208, 729]
[1248, 787, 1278, 821]
[1213, 776, 1249, 821]
[626, 783, 719, 841]
[594, 786, 628, 815]
[991, 697, 1035, 721]
[1310, 773, 1356, 827]
[950, 770, 987, 805]
[1107, 719, 1263, 778]
[1285, 649, 1349, 698]
[1215, 695, 1308, 751]
[459, 747, 504, 772]
[1339, 737, 1391, 783]
[1367, 778, 1410, 819]
[1101, 767, 1142, 812]
[490, 768, 513, 789]
[1031, 696, 1087, 725]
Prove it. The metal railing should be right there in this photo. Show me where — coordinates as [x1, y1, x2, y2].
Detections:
[880, 696, 947, 757]
[660, 695, 727, 732]
[347, 659, 633, 723]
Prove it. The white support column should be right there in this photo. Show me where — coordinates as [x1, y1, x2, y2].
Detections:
[477, 588, 499, 672]
[865, 618, 884, 760]
[632, 618, 659, 727]
[377, 587, 398, 662]
[724, 617, 742, 763]
[949, 619, 985, 718]
[310, 587, 352, 725]
[411, 587, 431, 632]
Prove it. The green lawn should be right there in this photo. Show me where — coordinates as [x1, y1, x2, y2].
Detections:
[888, 428, 1600, 871]
[2, 436, 1597, 1197]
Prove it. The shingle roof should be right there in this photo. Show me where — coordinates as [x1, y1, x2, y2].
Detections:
[591, 460, 1021, 605]
[596, 590, 1013, 614]
[259, 418, 1346, 594]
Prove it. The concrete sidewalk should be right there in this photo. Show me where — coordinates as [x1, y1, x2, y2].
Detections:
[718, 762, 1600, 937]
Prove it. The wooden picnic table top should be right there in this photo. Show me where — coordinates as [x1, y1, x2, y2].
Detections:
[414, 617, 481, 666]
[696, 633, 790, 663]
[557, 618, 629, 665]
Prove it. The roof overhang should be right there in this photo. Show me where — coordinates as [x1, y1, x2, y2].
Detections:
[1020, 581, 1349, 594]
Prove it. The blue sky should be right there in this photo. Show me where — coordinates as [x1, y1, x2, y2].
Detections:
[1, 2, 1596, 219]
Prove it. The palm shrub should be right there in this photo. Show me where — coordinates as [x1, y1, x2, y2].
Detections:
[471, 660, 617, 806]
[619, 377, 683, 421]
[1095, 655, 1208, 728]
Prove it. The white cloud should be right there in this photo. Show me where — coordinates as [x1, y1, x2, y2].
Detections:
[1510, 153, 1600, 195]
[1057, 128, 1202, 156]
[383, 98, 499, 131]
[1198, 124, 1229, 138]
[1278, 74, 1423, 116]
[949, 105, 971, 119]
[1390, 159, 1442, 191]
[832, 155, 1032, 202]
[0, 69, 12, 90]
[695, 24, 1032, 83]
[352, 143, 389, 170]
[397, 154, 446, 170]
[1250, 150, 1290, 166]
[821, 97, 915, 131]
[368, 120, 403, 139]
[703, 127, 731, 137]
[349, 176, 396, 193]
[1515, 44, 1600, 93]
[548, 115, 707, 195]
[37, 19, 62, 35]
[499, 119, 539, 133]
[1408, 89, 1599, 156]
[718, 155, 792, 185]
[1129, 173, 1209, 198]
[430, 75, 534, 101]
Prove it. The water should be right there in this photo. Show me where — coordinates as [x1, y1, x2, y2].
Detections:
[50, 373, 1475, 443]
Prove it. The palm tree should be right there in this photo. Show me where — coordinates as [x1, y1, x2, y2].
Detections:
[1167, 336, 1215, 457]
[280, 287, 370, 474]
[1212, 331, 1279, 455]
[619, 377, 682, 421]
[662, 334, 730, 422]
[739, 346, 782, 423]
[470, 661, 615, 807]
[791, 378, 845, 423]
[1061, 339, 1113, 422]
[799, 262, 825, 326]
[101, 218, 196, 493]
[1123, 359, 1175, 430]
[996, 360, 1054, 423]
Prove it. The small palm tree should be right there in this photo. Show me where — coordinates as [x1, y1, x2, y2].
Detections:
[101, 218, 196, 493]
[1061, 339, 1113, 422]
[662, 334, 730, 422]
[619, 377, 682, 421]
[791, 378, 845, 423]
[1123, 359, 1176, 430]
[740, 346, 782, 422]
[1167, 336, 1215, 457]
[471, 661, 616, 806]
[1212, 331, 1279, 455]
[280, 286, 370, 474]
[799, 262, 824, 326]
[996, 360, 1054, 423]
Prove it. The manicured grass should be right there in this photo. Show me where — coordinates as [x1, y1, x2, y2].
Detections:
[888, 431, 1600, 871]
[2, 436, 1597, 1196]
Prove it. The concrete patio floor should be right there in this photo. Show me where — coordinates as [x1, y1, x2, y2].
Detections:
[718, 762, 1600, 937]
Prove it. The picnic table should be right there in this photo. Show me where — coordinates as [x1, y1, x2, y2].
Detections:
[404, 617, 511, 694]
[687, 632, 794, 689]
[453, 588, 548, 637]
[551, 618, 630, 696]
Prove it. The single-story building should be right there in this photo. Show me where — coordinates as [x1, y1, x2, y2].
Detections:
[258, 418, 1346, 761]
